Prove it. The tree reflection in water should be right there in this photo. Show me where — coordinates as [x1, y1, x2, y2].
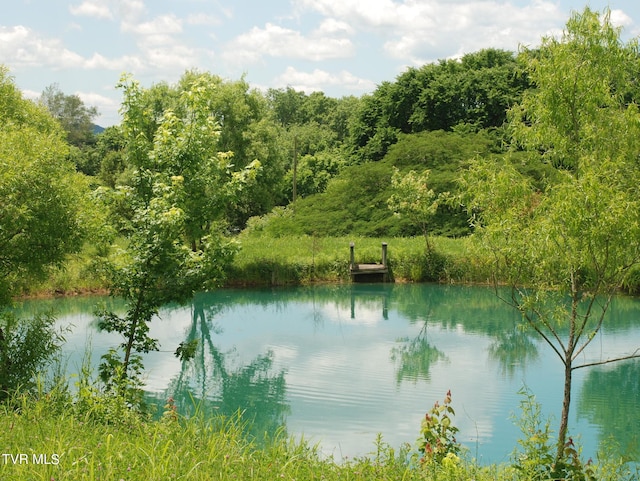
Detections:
[487, 325, 539, 378]
[391, 322, 446, 385]
[578, 359, 640, 462]
[149, 294, 290, 441]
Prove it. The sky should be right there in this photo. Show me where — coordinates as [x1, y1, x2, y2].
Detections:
[3, 1, 640, 127]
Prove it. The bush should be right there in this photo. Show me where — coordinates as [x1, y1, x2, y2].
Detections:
[0, 310, 65, 401]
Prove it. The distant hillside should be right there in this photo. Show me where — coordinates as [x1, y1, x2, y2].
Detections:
[93, 124, 105, 134]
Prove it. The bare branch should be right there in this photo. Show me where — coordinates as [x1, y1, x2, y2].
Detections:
[573, 348, 640, 370]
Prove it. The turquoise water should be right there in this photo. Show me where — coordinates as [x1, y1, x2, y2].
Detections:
[19, 283, 640, 464]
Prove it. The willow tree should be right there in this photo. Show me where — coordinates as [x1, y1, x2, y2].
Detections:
[461, 8, 640, 471]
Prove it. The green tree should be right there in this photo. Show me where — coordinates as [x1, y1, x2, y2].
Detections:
[0, 68, 90, 303]
[0, 66, 91, 398]
[39, 83, 99, 147]
[346, 49, 527, 163]
[94, 126, 127, 188]
[39, 84, 101, 175]
[387, 167, 439, 251]
[96, 73, 258, 401]
[461, 8, 640, 471]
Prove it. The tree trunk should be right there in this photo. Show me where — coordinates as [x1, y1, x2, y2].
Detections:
[122, 283, 147, 375]
[556, 358, 572, 464]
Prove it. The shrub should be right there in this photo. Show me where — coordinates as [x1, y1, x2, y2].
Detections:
[511, 388, 596, 481]
[0, 311, 65, 402]
[417, 390, 463, 467]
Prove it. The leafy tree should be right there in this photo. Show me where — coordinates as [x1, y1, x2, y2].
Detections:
[0, 312, 65, 401]
[284, 150, 344, 199]
[0, 68, 90, 303]
[266, 87, 354, 204]
[39, 83, 99, 147]
[461, 7, 640, 471]
[39, 84, 101, 175]
[94, 126, 127, 188]
[96, 72, 258, 402]
[0, 66, 91, 398]
[387, 167, 439, 251]
[121, 72, 283, 229]
[266, 86, 307, 127]
[347, 49, 527, 163]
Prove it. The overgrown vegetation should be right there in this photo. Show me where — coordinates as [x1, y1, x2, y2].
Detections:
[2, 382, 637, 481]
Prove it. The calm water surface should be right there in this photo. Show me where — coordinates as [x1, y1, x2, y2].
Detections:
[19, 284, 640, 464]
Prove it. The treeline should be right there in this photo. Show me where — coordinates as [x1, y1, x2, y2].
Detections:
[35, 48, 556, 238]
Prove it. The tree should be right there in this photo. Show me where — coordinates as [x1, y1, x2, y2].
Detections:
[346, 49, 527, 163]
[0, 66, 91, 398]
[387, 167, 439, 251]
[0, 68, 90, 303]
[96, 73, 259, 402]
[39, 83, 99, 147]
[460, 8, 640, 472]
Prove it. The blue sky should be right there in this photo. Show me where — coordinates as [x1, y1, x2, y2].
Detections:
[3, 1, 640, 126]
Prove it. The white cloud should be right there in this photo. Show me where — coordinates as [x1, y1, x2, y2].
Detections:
[316, 18, 356, 36]
[0, 25, 85, 69]
[75, 91, 119, 112]
[116, 0, 147, 25]
[21, 88, 41, 101]
[224, 22, 354, 65]
[294, 0, 411, 28]
[275, 66, 376, 93]
[123, 13, 182, 39]
[69, 1, 114, 19]
[144, 44, 198, 70]
[610, 8, 633, 28]
[117, 12, 202, 72]
[186, 13, 221, 26]
[84, 52, 144, 71]
[294, 0, 562, 65]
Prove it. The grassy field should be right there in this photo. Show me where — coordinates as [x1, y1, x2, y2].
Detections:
[1, 387, 503, 481]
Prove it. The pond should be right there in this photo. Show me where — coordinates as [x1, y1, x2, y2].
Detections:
[17, 283, 640, 465]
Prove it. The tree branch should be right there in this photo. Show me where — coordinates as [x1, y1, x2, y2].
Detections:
[572, 348, 640, 370]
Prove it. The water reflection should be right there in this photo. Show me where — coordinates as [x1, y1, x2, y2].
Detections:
[578, 360, 640, 461]
[17, 283, 640, 463]
[487, 327, 539, 378]
[147, 293, 289, 440]
[391, 323, 447, 384]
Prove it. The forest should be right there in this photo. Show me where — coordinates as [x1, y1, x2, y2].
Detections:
[2, 7, 640, 481]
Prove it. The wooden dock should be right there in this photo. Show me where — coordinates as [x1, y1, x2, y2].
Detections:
[349, 242, 390, 282]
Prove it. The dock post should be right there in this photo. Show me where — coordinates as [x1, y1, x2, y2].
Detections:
[381, 242, 388, 267]
[350, 242, 356, 270]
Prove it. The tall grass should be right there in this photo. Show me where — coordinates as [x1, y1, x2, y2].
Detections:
[228, 233, 493, 286]
[4, 385, 635, 481]
[1, 386, 507, 481]
[26, 234, 495, 293]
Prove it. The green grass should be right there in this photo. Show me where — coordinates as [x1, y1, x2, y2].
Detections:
[24, 234, 496, 295]
[228, 233, 493, 286]
[3, 385, 635, 481]
[1, 388, 505, 481]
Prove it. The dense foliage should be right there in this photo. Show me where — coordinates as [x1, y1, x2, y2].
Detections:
[461, 7, 640, 467]
[0, 68, 91, 400]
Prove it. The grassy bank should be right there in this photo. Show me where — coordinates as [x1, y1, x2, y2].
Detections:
[28, 234, 493, 296]
[1, 388, 499, 481]
[228, 234, 492, 287]
[26, 233, 640, 294]
[3, 386, 636, 481]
